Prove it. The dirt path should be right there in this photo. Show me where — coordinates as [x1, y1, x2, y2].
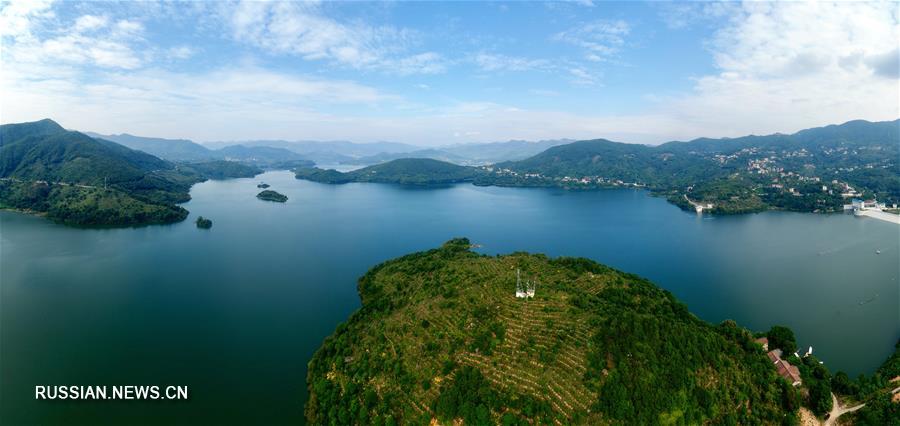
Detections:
[824, 392, 865, 426]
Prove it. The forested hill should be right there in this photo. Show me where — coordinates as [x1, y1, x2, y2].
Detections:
[306, 239, 797, 425]
[295, 158, 486, 185]
[0, 119, 261, 226]
[489, 119, 899, 213]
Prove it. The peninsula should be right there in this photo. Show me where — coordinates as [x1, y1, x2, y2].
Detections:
[306, 239, 799, 424]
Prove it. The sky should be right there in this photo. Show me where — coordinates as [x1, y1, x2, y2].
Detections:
[1, 0, 898, 146]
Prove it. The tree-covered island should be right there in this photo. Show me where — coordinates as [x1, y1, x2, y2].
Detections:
[256, 190, 288, 202]
[195, 216, 212, 229]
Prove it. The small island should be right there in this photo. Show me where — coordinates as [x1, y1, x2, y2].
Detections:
[195, 216, 212, 229]
[257, 182, 270, 188]
[256, 190, 287, 202]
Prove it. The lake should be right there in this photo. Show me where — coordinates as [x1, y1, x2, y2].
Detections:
[1, 170, 897, 424]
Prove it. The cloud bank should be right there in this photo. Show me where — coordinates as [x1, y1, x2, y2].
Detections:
[1, 1, 897, 145]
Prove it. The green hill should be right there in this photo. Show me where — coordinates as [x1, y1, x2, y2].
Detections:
[178, 160, 261, 180]
[0, 119, 261, 226]
[484, 119, 899, 213]
[306, 239, 796, 425]
[296, 158, 485, 185]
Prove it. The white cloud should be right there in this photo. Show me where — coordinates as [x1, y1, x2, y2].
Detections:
[0, 0, 55, 38]
[473, 53, 549, 72]
[221, 0, 442, 74]
[113, 19, 144, 36]
[1, 64, 394, 140]
[657, 2, 737, 30]
[660, 1, 900, 138]
[568, 67, 598, 86]
[74, 14, 108, 32]
[166, 45, 194, 60]
[554, 19, 630, 62]
[1, 0, 896, 146]
[3, 6, 146, 71]
[388, 52, 446, 75]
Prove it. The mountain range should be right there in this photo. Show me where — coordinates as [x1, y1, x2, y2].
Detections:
[91, 131, 574, 167]
[86, 132, 313, 167]
[3, 118, 898, 224]
[296, 119, 900, 214]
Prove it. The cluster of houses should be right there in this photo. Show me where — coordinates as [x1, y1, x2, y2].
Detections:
[755, 337, 803, 387]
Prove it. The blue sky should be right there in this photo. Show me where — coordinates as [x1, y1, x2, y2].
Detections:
[2, 1, 898, 145]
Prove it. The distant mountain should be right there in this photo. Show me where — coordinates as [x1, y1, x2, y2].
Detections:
[441, 139, 573, 164]
[86, 132, 214, 162]
[295, 158, 485, 185]
[345, 140, 574, 166]
[204, 138, 575, 167]
[492, 119, 899, 213]
[215, 145, 314, 168]
[295, 119, 899, 214]
[87, 132, 315, 167]
[204, 139, 420, 162]
[658, 119, 900, 154]
[347, 148, 470, 166]
[1, 119, 261, 226]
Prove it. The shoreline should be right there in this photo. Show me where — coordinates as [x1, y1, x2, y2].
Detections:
[855, 209, 900, 225]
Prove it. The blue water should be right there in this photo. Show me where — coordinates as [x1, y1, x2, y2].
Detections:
[2, 170, 897, 424]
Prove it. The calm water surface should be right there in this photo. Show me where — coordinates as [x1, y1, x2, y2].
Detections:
[2, 170, 898, 424]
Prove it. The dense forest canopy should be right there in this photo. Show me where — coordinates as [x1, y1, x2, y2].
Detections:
[306, 239, 801, 425]
[256, 189, 288, 202]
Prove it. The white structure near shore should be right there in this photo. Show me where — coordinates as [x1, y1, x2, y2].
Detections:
[844, 198, 900, 224]
[855, 209, 900, 225]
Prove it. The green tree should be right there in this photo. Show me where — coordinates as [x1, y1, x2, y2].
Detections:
[767, 325, 797, 354]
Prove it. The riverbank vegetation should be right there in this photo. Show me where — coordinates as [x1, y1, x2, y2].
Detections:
[838, 340, 900, 424]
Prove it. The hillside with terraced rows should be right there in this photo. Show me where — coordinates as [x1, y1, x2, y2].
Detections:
[306, 239, 796, 425]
